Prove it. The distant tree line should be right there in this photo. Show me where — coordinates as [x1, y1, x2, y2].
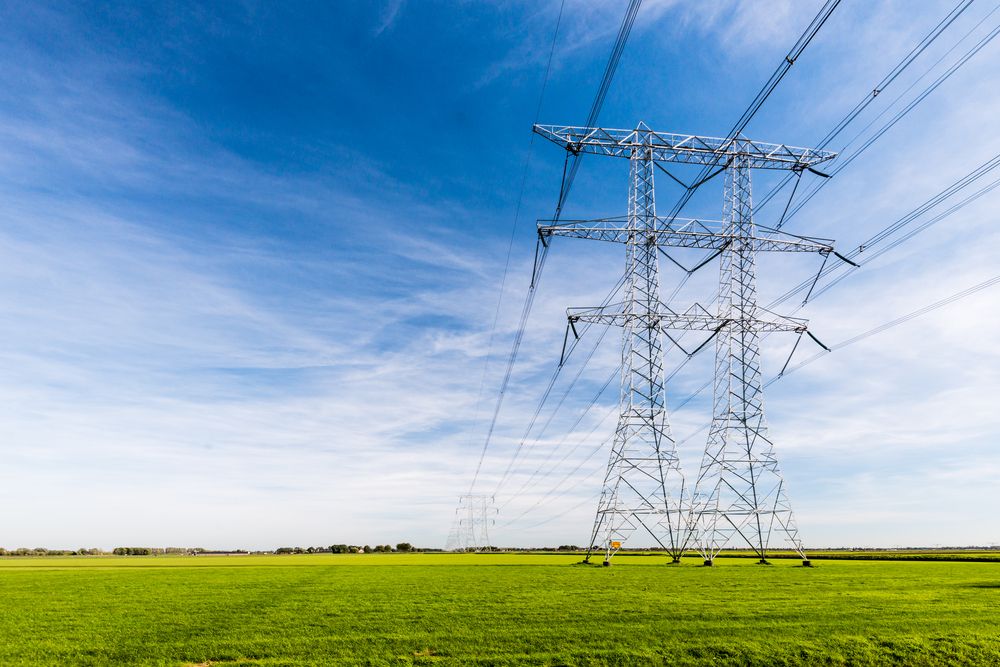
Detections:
[0, 547, 250, 557]
[277, 543, 419, 554]
[0, 548, 91, 556]
[0, 542, 438, 557]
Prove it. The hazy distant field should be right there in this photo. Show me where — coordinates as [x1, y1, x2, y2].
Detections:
[1, 553, 999, 665]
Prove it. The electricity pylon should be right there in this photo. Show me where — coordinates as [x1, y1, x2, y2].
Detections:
[535, 123, 837, 566]
[692, 147, 834, 566]
[445, 494, 496, 552]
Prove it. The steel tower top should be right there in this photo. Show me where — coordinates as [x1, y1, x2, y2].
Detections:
[533, 123, 837, 171]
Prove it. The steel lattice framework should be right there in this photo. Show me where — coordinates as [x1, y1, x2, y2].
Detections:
[690, 149, 827, 566]
[577, 131, 689, 564]
[445, 494, 496, 552]
[535, 123, 836, 566]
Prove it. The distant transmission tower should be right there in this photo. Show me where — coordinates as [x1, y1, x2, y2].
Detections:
[535, 123, 838, 566]
[445, 495, 496, 552]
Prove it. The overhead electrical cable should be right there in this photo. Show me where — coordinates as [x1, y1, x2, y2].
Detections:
[510, 153, 1000, 514]
[754, 0, 978, 214]
[775, 273, 1000, 379]
[772, 10, 1000, 230]
[661, 8, 1000, 384]
[807, 177, 1000, 302]
[468, 0, 647, 493]
[667, 156, 1000, 414]
[674, 161, 1000, 420]
[557, 0, 644, 218]
[466, 0, 567, 492]
[663, 0, 985, 328]
[501, 435, 612, 526]
[500, 2, 999, 523]
[657, 0, 843, 231]
[497, 370, 620, 509]
[492, 274, 626, 493]
[656, 0, 844, 311]
[519, 486, 604, 531]
[772, 150, 1000, 307]
[505, 274, 1000, 525]
[667, 0, 985, 325]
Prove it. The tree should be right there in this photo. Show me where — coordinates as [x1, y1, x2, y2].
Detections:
[396, 542, 413, 552]
[363, 545, 372, 553]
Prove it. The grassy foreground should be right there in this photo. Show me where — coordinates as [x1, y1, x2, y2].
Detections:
[1, 554, 999, 665]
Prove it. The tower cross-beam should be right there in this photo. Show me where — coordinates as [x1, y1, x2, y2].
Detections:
[539, 217, 834, 253]
[533, 124, 836, 170]
[567, 305, 807, 333]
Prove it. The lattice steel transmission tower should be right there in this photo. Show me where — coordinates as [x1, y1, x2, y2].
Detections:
[535, 123, 837, 566]
[445, 494, 496, 552]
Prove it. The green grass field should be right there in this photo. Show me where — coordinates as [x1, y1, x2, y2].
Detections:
[1, 553, 999, 666]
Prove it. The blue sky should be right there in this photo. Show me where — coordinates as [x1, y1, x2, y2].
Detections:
[1, 0, 998, 550]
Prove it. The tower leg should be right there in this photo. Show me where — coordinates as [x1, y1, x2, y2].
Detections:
[691, 150, 807, 564]
[585, 130, 689, 564]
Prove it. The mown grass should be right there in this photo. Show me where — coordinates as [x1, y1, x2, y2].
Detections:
[1, 553, 998, 665]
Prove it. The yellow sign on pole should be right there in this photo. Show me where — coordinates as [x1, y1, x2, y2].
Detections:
[610, 541, 622, 549]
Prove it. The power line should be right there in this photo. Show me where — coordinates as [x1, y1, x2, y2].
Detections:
[491, 274, 625, 493]
[809, 176, 1000, 302]
[663, 0, 987, 331]
[467, 0, 646, 494]
[655, 0, 847, 312]
[504, 274, 1000, 526]
[519, 486, 603, 531]
[784, 274, 1000, 371]
[774, 9, 1000, 229]
[557, 0, 644, 218]
[773, 149, 1000, 307]
[755, 0, 978, 214]
[665, 161, 1000, 416]
[501, 434, 611, 527]
[497, 368, 620, 509]
[467, 244, 549, 493]
[466, 0, 567, 492]
[656, 0, 843, 229]
[667, 0, 987, 325]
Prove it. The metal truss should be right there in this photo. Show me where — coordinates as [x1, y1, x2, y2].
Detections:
[534, 123, 836, 170]
[689, 148, 815, 566]
[445, 495, 496, 552]
[539, 217, 834, 254]
[567, 304, 807, 334]
[580, 136, 689, 565]
[537, 123, 839, 567]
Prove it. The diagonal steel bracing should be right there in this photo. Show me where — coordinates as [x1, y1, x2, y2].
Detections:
[690, 149, 812, 566]
[535, 123, 836, 566]
[581, 131, 690, 565]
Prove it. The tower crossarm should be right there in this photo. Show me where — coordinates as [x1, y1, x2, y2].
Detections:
[538, 217, 834, 254]
[534, 124, 836, 170]
[567, 304, 808, 333]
